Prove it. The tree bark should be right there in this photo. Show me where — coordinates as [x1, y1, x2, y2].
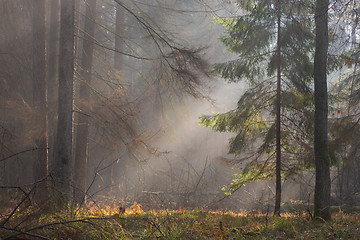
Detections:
[54, 0, 75, 205]
[73, 0, 97, 205]
[108, 3, 126, 197]
[314, 0, 331, 221]
[32, 0, 48, 205]
[47, 0, 60, 174]
[274, 0, 282, 216]
[74, 0, 82, 61]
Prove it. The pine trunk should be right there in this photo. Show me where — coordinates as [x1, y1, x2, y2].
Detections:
[74, 0, 97, 205]
[108, 3, 126, 196]
[32, 0, 48, 205]
[47, 0, 60, 172]
[54, 0, 75, 205]
[274, 0, 282, 216]
[314, 0, 331, 221]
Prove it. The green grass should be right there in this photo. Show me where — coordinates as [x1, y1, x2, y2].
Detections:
[1, 203, 360, 239]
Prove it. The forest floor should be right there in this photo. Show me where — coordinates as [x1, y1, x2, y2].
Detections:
[1, 202, 360, 239]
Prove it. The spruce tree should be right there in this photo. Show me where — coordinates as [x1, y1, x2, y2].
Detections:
[200, 0, 314, 214]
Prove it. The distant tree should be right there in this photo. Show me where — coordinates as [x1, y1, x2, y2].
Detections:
[32, 0, 48, 204]
[110, 2, 128, 198]
[73, 0, 97, 205]
[0, 1, 33, 193]
[46, 0, 60, 169]
[329, 3, 360, 208]
[54, 0, 75, 205]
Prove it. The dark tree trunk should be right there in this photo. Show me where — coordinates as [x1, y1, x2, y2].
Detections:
[74, 0, 82, 61]
[54, 0, 75, 205]
[74, 0, 97, 205]
[314, 0, 331, 221]
[274, 0, 282, 216]
[32, 0, 48, 204]
[46, 0, 60, 173]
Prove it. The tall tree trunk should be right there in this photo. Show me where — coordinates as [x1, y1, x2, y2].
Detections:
[314, 0, 331, 221]
[74, 0, 82, 61]
[54, 0, 75, 205]
[47, 0, 60, 174]
[73, 0, 97, 205]
[32, 0, 48, 205]
[108, 3, 126, 197]
[274, 0, 282, 216]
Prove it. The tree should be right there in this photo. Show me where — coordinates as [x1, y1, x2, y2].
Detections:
[111, 3, 128, 198]
[330, 3, 360, 208]
[54, 0, 75, 204]
[274, 0, 281, 216]
[0, 1, 34, 199]
[313, 0, 331, 221]
[200, 0, 314, 214]
[46, 0, 60, 171]
[32, 0, 48, 204]
[73, 0, 97, 204]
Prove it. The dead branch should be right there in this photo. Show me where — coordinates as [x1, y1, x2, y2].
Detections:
[0, 175, 51, 226]
[1, 225, 49, 240]
[0, 147, 49, 162]
[3, 217, 115, 240]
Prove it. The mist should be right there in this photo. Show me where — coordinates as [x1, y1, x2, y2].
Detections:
[1, 0, 360, 218]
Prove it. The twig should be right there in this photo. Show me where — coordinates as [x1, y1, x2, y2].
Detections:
[306, 193, 313, 220]
[192, 157, 208, 195]
[4, 217, 113, 240]
[1, 175, 51, 226]
[1, 188, 33, 227]
[1, 225, 50, 240]
[0, 147, 49, 162]
[148, 219, 165, 238]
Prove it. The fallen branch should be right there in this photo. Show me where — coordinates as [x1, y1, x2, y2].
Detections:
[4, 217, 115, 240]
[1, 225, 49, 240]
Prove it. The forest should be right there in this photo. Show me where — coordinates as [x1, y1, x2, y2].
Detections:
[1, 0, 360, 239]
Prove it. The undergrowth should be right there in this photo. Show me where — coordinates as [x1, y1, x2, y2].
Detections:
[1, 202, 360, 239]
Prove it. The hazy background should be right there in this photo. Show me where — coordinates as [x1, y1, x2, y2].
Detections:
[0, 0, 318, 212]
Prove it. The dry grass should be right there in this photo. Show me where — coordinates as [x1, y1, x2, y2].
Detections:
[1, 202, 360, 239]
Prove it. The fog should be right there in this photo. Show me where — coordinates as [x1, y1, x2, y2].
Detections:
[1, 0, 359, 215]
